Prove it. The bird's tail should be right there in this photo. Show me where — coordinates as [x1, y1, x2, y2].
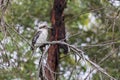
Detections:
[31, 45, 34, 51]
[30, 45, 35, 59]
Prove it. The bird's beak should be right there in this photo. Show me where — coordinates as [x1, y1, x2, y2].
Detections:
[46, 26, 52, 29]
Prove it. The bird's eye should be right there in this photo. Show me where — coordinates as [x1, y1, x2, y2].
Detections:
[39, 26, 46, 29]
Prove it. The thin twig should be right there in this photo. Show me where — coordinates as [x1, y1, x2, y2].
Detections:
[68, 57, 81, 80]
[84, 49, 117, 80]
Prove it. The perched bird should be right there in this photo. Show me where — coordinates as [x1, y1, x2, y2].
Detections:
[31, 21, 50, 51]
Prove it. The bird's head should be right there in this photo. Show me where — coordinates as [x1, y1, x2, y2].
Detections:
[38, 21, 48, 29]
[35, 21, 51, 30]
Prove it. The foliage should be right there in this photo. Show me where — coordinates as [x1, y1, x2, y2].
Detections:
[0, 0, 120, 80]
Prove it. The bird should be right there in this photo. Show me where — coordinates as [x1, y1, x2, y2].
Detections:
[31, 21, 50, 51]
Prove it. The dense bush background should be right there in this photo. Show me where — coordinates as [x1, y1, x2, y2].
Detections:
[0, 0, 120, 80]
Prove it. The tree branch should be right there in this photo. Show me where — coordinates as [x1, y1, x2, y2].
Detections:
[36, 41, 117, 80]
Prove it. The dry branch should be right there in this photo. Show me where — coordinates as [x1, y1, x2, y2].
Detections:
[37, 41, 117, 80]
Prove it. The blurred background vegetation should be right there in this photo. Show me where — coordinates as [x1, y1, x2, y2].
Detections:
[0, 0, 120, 80]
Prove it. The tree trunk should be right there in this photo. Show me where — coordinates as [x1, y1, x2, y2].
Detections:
[45, 0, 67, 80]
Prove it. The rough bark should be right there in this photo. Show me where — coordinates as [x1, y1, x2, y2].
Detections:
[45, 0, 67, 80]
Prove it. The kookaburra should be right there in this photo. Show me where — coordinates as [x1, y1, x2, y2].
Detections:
[31, 21, 50, 51]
